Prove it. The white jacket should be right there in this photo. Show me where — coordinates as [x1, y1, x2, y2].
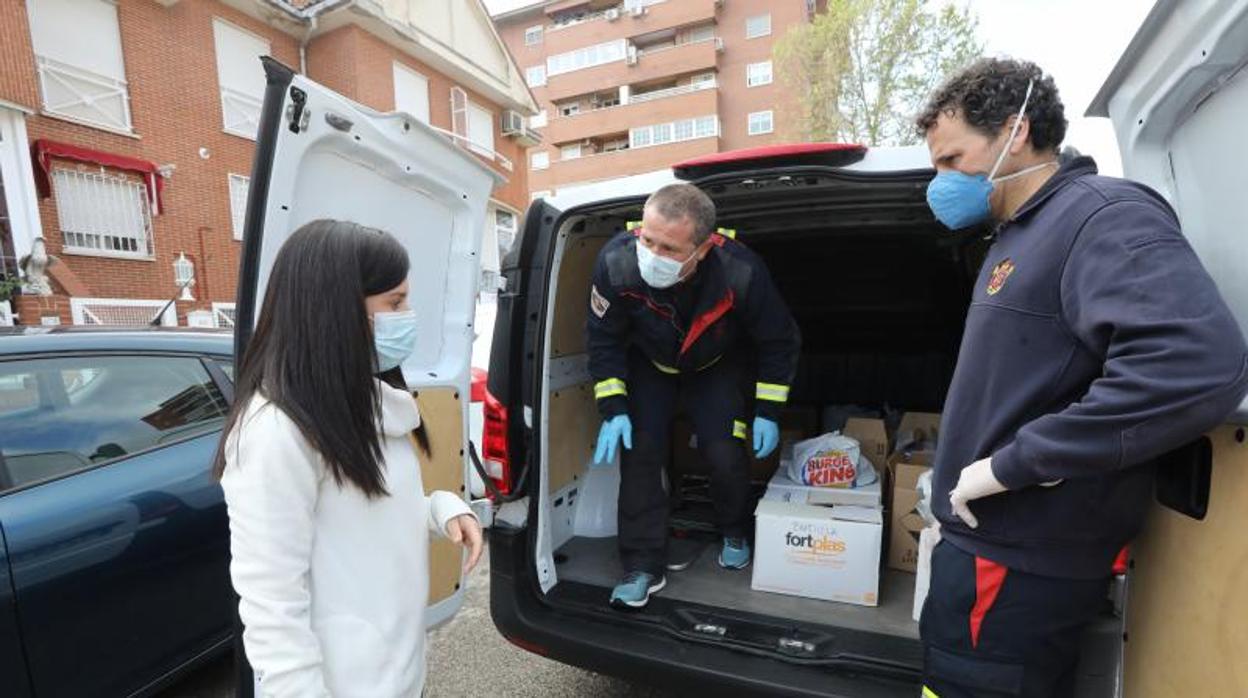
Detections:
[220, 379, 473, 697]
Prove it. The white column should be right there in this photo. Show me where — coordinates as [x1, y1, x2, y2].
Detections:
[619, 85, 630, 106]
[0, 104, 44, 265]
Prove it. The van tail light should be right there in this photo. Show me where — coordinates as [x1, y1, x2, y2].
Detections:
[1112, 546, 1130, 576]
[482, 388, 511, 499]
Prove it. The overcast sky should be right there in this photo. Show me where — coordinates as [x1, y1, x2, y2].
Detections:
[483, 0, 1156, 175]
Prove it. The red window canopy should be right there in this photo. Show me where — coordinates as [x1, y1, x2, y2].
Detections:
[31, 139, 165, 214]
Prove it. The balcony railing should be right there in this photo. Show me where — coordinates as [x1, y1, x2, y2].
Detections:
[629, 78, 716, 104]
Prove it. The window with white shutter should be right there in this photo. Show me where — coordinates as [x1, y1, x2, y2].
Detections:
[392, 62, 430, 123]
[27, 0, 131, 133]
[212, 19, 271, 140]
[467, 102, 495, 158]
[531, 151, 549, 170]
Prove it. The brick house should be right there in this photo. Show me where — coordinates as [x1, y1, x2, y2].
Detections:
[0, 0, 538, 328]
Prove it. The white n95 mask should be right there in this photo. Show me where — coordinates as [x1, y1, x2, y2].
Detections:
[636, 241, 696, 289]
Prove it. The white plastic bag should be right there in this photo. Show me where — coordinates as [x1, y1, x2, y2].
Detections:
[913, 523, 942, 622]
[915, 469, 936, 526]
[786, 432, 879, 488]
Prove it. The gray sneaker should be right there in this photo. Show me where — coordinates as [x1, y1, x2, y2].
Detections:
[609, 571, 666, 609]
[718, 537, 751, 570]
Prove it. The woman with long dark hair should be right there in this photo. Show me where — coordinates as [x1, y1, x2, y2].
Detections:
[216, 219, 482, 697]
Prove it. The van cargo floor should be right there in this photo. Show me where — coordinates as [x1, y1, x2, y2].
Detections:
[553, 535, 921, 640]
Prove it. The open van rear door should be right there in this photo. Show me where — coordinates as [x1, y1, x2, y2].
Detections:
[1088, 1, 1248, 693]
[234, 58, 502, 629]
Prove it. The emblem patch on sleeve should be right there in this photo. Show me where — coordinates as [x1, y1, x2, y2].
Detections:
[591, 284, 611, 318]
[986, 258, 1015, 296]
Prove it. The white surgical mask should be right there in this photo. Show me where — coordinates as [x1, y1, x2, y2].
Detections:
[373, 309, 418, 372]
[636, 241, 698, 289]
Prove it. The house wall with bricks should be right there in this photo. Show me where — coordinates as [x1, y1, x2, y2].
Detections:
[0, 0, 534, 329]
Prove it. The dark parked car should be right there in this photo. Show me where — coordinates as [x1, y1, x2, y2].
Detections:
[0, 326, 235, 697]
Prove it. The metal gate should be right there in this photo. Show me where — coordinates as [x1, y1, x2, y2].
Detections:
[70, 297, 176, 326]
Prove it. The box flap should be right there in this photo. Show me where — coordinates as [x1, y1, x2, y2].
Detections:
[755, 498, 840, 521]
[755, 497, 884, 525]
[893, 462, 932, 490]
[830, 505, 884, 525]
[843, 417, 889, 469]
[807, 481, 882, 507]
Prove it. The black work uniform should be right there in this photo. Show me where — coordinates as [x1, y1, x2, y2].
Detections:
[586, 227, 800, 576]
[919, 541, 1108, 698]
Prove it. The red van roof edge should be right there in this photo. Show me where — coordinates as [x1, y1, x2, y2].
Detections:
[672, 143, 868, 171]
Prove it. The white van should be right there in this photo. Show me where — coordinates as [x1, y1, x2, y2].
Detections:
[236, 1, 1248, 694]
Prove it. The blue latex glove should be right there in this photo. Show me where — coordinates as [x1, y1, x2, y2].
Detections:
[753, 417, 780, 460]
[593, 415, 633, 465]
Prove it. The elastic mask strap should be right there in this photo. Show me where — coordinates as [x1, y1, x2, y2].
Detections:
[993, 160, 1057, 184]
[988, 78, 1035, 181]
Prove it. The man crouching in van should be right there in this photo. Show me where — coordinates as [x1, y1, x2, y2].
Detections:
[585, 183, 800, 609]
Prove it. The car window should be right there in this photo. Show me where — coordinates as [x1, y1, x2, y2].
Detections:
[216, 359, 235, 382]
[0, 355, 229, 492]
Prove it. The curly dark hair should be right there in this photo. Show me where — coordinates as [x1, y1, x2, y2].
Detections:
[915, 57, 1067, 153]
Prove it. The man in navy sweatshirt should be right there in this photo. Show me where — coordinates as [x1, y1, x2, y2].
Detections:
[913, 57, 1248, 697]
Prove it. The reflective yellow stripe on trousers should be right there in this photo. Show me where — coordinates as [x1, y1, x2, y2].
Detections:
[732, 420, 748, 440]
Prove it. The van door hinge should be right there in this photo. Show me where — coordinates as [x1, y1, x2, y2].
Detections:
[287, 86, 309, 134]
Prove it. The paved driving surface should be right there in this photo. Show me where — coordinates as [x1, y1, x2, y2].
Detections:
[160, 544, 677, 697]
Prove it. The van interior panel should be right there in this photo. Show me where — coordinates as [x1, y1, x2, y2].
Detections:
[415, 386, 466, 605]
[547, 382, 598, 495]
[550, 236, 606, 358]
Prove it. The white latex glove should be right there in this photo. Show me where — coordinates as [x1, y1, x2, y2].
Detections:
[949, 456, 1009, 529]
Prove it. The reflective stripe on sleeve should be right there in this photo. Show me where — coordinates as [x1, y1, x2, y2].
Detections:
[732, 420, 748, 440]
[594, 378, 628, 399]
[756, 382, 790, 403]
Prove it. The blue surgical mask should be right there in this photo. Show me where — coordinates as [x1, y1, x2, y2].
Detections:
[373, 309, 418, 372]
[926, 79, 1056, 230]
[636, 241, 699, 289]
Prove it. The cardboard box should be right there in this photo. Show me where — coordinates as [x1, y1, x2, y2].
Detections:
[752, 498, 883, 607]
[894, 412, 942, 453]
[888, 457, 933, 572]
[843, 417, 889, 472]
[764, 467, 883, 508]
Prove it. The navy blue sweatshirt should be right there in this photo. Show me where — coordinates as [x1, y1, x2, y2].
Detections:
[933, 157, 1248, 579]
